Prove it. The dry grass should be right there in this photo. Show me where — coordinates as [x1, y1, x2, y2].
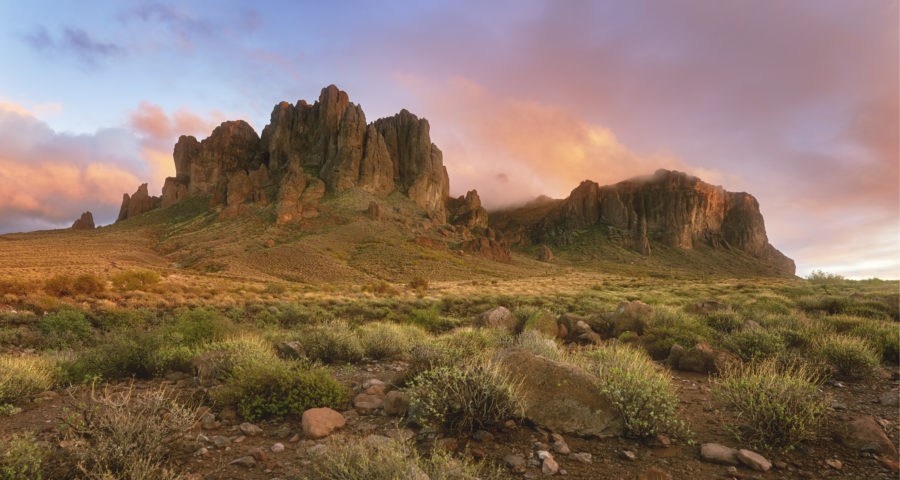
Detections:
[0, 355, 57, 405]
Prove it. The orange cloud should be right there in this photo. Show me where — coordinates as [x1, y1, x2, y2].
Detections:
[407, 76, 702, 207]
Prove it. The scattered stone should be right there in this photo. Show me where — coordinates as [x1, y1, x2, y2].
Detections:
[477, 306, 516, 331]
[248, 447, 266, 462]
[654, 433, 671, 447]
[201, 413, 217, 430]
[638, 467, 673, 480]
[879, 455, 900, 473]
[774, 461, 788, 470]
[193, 447, 208, 457]
[353, 393, 383, 412]
[361, 378, 385, 390]
[240, 422, 263, 436]
[572, 452, 592, 464]
[825, 458, 842, 470]
[551, 433, 570, 454]
[229, 456, 256, 468]
[473, 430, 494, 443]
[736, 449, 771, 472]
[271, 443, 285, 453]
[611, 300, 654, 336]
[700, 443, 739, 466]
[212, 435, 230, 448]
[504, 454, 526, 472]
[542, 455, 559, 475]
[301, 408, 346, 439]
[838, 416, 898, 457]
[622, 450, 637, 461]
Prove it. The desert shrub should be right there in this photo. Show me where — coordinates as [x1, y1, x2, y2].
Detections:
[61, 386, 195, 480]
[214, 359, 348, 421]
[272, 304, 333, 327]
[61, 329, 167, 382]
[510, 329, 564, 361]
[170, 308, 231, 346]
[849, 321, 900, 363]
[578, 344, 684, 438]
[408, 276, 429, 294]
[364, 280, 400, 297]
[0, 432, 47, 480]
[262, 283, 287, 295]
[741, 295, 792, 318]
[358, 322, 425, 360]
[712, 359, 826, 450]
[44, 274, 104, 297]
[0, 355, 56, 404]
[409, 360, 523, 434]
[297, 320, 365, 364]
[313, 437, 501, 480]
[407, 307, 454, 333]
[806, 270, 844, 283]
[184, 334, 278, 382]
[442, 328, 507, 355]
[109, 270, 160, 291]
[705, 313, 743, 333]
[0, 279, 33, 297]
[812, 334, 879, 379]
[642, 312, 713, 359]
[38, 309, 92, 348]
[97, 308, 160, 330]
[723, 329, 785, 362]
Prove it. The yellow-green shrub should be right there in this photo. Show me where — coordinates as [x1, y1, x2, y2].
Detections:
[0, 355, 56, 404]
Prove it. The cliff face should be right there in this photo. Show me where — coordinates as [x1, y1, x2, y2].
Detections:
[520, 169, 795, 275]
[119, 85, 453, 224]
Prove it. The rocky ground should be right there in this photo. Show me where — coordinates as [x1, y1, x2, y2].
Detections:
[4, 357, 897, 480]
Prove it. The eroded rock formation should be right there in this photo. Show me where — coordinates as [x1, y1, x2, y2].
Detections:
[71, 211, 94, 230]
[447, 190, 488, 230]
[117, 184, 160, 222]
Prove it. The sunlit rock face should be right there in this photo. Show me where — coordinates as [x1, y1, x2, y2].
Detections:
[132, 85, 453, 224]
[526, 169, 795, 275]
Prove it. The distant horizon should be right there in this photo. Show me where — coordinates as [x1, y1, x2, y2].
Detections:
[0, 0, 897, 279]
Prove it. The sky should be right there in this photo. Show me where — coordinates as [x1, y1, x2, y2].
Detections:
[0, 0, 897, 279]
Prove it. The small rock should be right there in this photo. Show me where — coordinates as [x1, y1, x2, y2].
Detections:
[229, 456, 256, 468]
[542, 455, 559, 475]
[271, 443, 285, 453]
[353, 393, 383, 412]
[193, 447, 208, 457]
[435, 437, 458, 451]
[212, 435, 230, 448]
[654, 433, 671, 447]
[700, 443, 739, 466]
[301, 408, 346, 439]
[383, 391, 411, 416]
[386, 428, 414, 442]
[622, 450, 637, 461]
[240, 422, 263, 436]
[201, 413, 217, 430]
[825, 458, 842, 470]
[361, 378, 385, 390]
[248, 447, 266, 462]
[736, 449, 771, 472]
[774, 461, 788, 470]
[879, 391, 899, 407]
[233, 435, 246, 443]
[838, 415, 899, 457]
[571, 452, 592, 464]
[472, 430, 494, 443]
[879, 455, 900, 473]
[504, 454, 526, 472]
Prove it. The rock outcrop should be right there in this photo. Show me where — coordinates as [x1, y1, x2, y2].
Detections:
[497, 169, 794, 275]
[447, 190, 488, 230]
[71, 211, 94, 230]
[125, 85, 456, 225]
[117, 184, 160, 222]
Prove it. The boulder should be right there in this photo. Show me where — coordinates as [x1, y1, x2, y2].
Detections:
[301, 408, 345, 439]
[275, 341, 306, 360]
[383, 391, 410, 416]
[71, 211, 94, 230]
[736, 449, 772, 472]
[838, 416, 898, 457]
[667, 343, 739, 374]
[477, 306, 516, 332]
[494, 348, 623, 437]
[461, 237, 512, 262]
[611, 300, 654, 337]
[538, 244, 554, 261]
[699, 443, 739, 465]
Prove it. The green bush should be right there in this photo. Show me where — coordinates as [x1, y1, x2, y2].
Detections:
[109, 270, 160, 291]
[170, 308, 231, 346]
[0, 355, 57, 405]
[214, 359, 348, 421]
[578, 344, 685, 438]
[44, 273, 104, 297]
[705, 313, 744, 333]
[812, 334, 880, 379]
[712, 359, 826, 450]
[849, 321, 900, 363]
[407, 307, 454, 333]
[39, 309, 92, 347]
[642, 312, 713, 359]
[410, 360, 523, 434]
[61, 330, 168, 382]
[297, 320, 365, 364]
[723, 330, 785, 362]
[0, 432, 47, 480]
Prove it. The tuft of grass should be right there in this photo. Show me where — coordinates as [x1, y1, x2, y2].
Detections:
[406, 307, 454, 333]
[848, 320, 900, 363]
[313, 436, 502, 480]
[296, 320, 365, 364]
[61, 385, 196, 480]
[0, 432, 47, 480]
[812, 334, 880, 379]
[578, 343, 685, 438]
[704, 313, 743, 333]
[61, 329, 169, 382]
[358, 322, 426, 360]
[409, 359, 524, 434]
[0, 355, 56, 405]
[408, 276, 429, 295]
[723, 329, 785, 362]
[712, 359, 826, 451]
[213, 359, 348, 421]
[510, 329, 565, 361]
[169, 308, 232, 346]
[110, 270, 160, 291]
[642, 309, 713, 359]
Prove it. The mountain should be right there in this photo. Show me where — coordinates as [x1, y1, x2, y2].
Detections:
[491, 169, 795, 275]
[107, 85, 794, 279]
